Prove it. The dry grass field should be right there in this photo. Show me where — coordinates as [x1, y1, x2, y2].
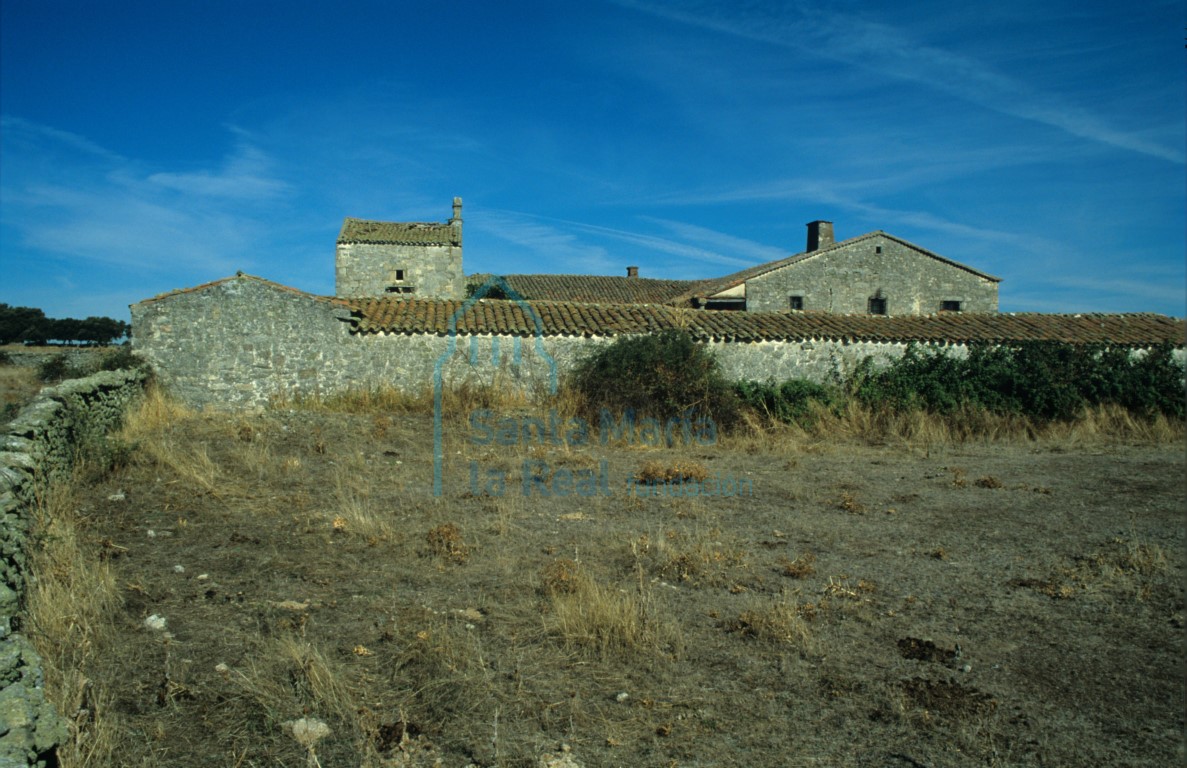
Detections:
[0, 362, 41, 424]
[22, 387, 1187, 767]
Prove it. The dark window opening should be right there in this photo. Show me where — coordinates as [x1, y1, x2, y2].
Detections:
[868, 296, 887, 315]
[875, 246, 882, 254]
[703, 298, 746, 311]
[385, 285, 415, 294]
[940, 300, 962, 312]
[789, 295, 804, 311]
[395, 269, 405, 281]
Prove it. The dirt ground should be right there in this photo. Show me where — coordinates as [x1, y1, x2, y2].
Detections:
[46, 406, 1187, 767]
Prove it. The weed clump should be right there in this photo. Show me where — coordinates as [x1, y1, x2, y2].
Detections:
[37, 353, 74, 382]
[734, 379, 838, 428]
[635, 460, 710, 484]
[427, 523, 470, 563]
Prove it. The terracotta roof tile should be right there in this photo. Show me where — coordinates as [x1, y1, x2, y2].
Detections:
[338, 217, 459, 246]
[469, 273, 699, 305]
[348, 297, 1184, 347]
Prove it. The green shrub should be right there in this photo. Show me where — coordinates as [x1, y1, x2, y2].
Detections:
[97, 345, 148, 373]
[37, 353, 72, 383]
[735, 379, 838, 428]
[570, 329, 739, 427]
[848, 342, 1185, 422]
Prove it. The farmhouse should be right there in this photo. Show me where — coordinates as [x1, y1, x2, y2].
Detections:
[481, 219, 1000, 315]
[335, 200, 1000, 314]
[130, 199, 1183, 409]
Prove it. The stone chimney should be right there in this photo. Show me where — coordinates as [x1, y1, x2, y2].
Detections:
[806, 220, 834, 252]
[450, 197, 463, 224]
[626, 266, 639, 278]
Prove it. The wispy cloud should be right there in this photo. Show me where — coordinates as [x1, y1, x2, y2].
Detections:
[478, 209, 770, 275]
[637, 217, 787, 264]
[613, 0, 1184, 164]
[0, 119, 290, 276]
[148, 136, 291, 199]
[477, 210, 615, 273]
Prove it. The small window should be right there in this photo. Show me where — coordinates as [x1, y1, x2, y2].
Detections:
[395, 269, 405, 281]
[384, 285, 415, 294]
[868, 297, 887, 315]
[940, 300, 962, 312]
[789, 295, 804, 311]
[875, 246, 882, 254]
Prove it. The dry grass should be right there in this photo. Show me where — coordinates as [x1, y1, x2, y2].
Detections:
[0, 363, 41, 422]
[330, 458, 394, 541]
[632, 526, 749, 586]
[545, 567, 682, 659]
[731, 399, 1184, 451]
[780, 552, 817, 579]
[115, 385, 227, 493]
[24, 477, 122, 768]
[635, 460, 710, 484]
[722, 593, 814, 651]
[20, 387, 1184, 767]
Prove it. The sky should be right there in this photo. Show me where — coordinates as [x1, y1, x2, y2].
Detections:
[1, 0, 1184, 322]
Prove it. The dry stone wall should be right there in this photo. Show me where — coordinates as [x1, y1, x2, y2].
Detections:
[0, 368, 148, 767]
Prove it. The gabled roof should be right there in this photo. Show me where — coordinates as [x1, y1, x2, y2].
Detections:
[337, 217, 460, 246]
[468, 273, 707, 305]
[348, 295, 1183, 346]
[674, 231, 1002, 303]
[132, 273, 350, 307]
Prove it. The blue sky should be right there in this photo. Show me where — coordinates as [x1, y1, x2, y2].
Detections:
[2, 0, 1183, 321]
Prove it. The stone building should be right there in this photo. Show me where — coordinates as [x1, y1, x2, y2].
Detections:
[486, 220, 1000, 314]
[129, 199, 1182, 409]
[335, 198, 464, 299]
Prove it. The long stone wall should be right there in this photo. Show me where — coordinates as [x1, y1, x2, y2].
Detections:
[132, 276, 1184, 410]
[129, 277, 961, 409]
[0, 368, 148, 767]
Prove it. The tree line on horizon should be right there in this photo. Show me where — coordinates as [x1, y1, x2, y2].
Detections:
[0, 303, 129, 346]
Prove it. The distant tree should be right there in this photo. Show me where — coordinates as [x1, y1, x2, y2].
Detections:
[79, 316, 128, 345]
[0, 304, 128, 346]
[0, 304, 47, 344]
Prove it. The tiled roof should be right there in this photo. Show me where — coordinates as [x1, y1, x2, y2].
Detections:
[673, 231, 1002, 303]
[468, 274, 707, 305]
[337, 217, 460, 246]
[349, 297, 1185, 347]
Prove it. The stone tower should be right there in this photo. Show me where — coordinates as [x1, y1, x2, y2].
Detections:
[335, 198, 464, 299]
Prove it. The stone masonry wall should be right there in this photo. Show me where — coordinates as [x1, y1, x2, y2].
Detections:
[0, 368, 148, 767]
[132, 277, 985, 409]
[745, 234, 999, 314]
[335, 242, 465, 299]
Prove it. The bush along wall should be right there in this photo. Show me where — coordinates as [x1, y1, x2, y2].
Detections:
[846, 342, 1186, 422]
[734, 342, 1186, 427]
[0, 368, 148, 767]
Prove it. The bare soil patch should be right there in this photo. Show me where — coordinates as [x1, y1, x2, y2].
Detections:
[35, 406, 1187, 767]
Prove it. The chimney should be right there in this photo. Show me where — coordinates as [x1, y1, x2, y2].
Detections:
[626, 266, 639, 278]
[450, 197, 463, 223]
[806, 220, 834, 252]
